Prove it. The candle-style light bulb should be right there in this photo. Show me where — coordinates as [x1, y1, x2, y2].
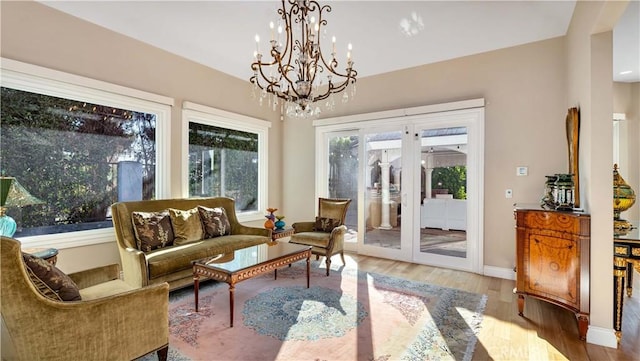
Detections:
[332, 36, 336, 53]
[347, 43, 352, 61]
[269, 21, 274, 41]
[255, 34, 260, 53]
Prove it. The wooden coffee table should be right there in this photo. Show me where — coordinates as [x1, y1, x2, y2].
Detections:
[192, 241, 312, 327]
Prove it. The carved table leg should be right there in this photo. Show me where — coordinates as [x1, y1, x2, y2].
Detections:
[517, 294, 525, 316]
[229, 283, 235, 327]
[306, 253, 310, 288]
[626, 262, 633, 297]
[614, 256, 627, 343]
[194, 274, 200, 312]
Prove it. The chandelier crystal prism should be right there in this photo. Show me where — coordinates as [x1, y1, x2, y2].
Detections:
[250, 0, 357, 118]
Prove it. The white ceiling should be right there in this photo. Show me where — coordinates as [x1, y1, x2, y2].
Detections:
[40, 1, 639, 83]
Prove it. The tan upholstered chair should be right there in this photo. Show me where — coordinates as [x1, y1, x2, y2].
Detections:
[0, 236, 169, 361]
[290, 198, 352, 276]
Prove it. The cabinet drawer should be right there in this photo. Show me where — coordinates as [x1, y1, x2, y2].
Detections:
[518, 210, 585, 235]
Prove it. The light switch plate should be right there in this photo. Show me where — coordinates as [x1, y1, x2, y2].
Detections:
[505, 189, 513, 198]
[516, 166, 528, 176]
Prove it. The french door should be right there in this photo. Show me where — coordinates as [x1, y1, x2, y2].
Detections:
[360, 126, 412, 260]
[410, 110, 483, 272]
[318, 102, 484, 273]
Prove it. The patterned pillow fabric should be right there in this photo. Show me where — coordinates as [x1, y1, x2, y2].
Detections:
[198, 206, 231, 238]
[168, 207, 204, 245]
[313, 216, 342, 233]
[131, 211, 175, 252]
[22, 253, 82, 301]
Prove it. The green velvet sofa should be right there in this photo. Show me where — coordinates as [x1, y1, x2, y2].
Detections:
[111, 197, 271, 291]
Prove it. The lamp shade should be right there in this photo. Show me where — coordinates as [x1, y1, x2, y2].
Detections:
[0, 177, 44, 237]
[0, 177, 44, 207]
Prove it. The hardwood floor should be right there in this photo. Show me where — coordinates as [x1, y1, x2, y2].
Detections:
[345, 252, 639, 361]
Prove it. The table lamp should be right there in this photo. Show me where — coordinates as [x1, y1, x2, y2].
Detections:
[0, 177, 44, 237]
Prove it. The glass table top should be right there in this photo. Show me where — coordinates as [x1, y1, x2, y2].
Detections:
[193, 242, 311, 273]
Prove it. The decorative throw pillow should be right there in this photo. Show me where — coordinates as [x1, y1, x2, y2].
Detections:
[198, 206, 231, 238]
[313, 216, 342, 233]
[131, 210, 174, 252]
[22, 253, 82, 301]
[168, 207, 204, 245]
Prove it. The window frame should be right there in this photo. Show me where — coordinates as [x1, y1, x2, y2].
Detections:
[181, 101, 270, 223]
[0, 58, 173, 249]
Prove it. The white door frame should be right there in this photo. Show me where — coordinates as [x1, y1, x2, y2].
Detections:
[315, 99, 484, 274]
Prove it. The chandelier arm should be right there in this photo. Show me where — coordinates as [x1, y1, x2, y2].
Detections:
[251, 64, 293, 103]
[304, 4, 329, 92]
[311, 73, 357, 103]
[281, 1, 295, 74]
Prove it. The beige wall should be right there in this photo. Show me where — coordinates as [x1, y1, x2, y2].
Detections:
[284, 37, 569, 271]
[0, 1, 281, 273]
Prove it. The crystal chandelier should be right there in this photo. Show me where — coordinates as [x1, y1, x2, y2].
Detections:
[250, 0, 357, 118]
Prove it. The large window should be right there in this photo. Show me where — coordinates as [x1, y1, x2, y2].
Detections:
[0, 59, 172, 248]
[182, 102, 270, 221]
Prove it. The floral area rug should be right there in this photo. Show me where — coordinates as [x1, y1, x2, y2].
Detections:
[139, 260, 487, 361]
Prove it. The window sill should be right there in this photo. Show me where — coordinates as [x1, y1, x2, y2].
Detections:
[15, 227, 116, 250]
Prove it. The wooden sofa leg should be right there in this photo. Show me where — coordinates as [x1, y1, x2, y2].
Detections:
[157, 345, 169, 361]
[340, 251, 346, 265]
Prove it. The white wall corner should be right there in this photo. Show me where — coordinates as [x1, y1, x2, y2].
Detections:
[586, 326, 619, 348]
[483, 265, 516, 280]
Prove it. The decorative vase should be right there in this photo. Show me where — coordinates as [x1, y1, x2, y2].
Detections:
[264, 216, 275, 230]
[540, 173, 574, 210]
[264, 207, 277, 230]
[613, 164, 636, 235]
[275, 216, 286, 230]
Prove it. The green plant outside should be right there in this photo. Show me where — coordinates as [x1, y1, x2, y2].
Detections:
[432, 166, 467, 199]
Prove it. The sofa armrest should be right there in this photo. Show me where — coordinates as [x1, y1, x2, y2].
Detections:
[118, 246, 149, 288]
[68, 264, 120, 289]
[326, 225, 347, 253]
[292, 221, 315, 233]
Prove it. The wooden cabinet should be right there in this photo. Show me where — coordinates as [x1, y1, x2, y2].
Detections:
[514, 207, 590, 340]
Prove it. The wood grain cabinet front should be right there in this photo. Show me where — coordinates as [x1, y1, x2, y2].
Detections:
[514, 207, 590, 340]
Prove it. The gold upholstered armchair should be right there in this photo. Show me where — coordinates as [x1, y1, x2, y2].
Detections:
[0, 236, 169, 361]
[290, 198, 352, 276]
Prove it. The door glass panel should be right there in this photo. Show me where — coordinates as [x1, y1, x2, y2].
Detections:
[328, 134, 359, 244]
[419, 127, 468, 258]
[364, 130, 402, 249]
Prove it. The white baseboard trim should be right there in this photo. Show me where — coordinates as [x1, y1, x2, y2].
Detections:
[483, 265, 516, 280]
[586, 326, 618, 348]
